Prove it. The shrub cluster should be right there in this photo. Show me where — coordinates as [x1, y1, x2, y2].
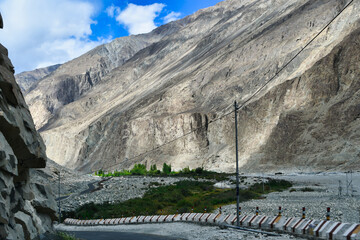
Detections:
[94, 164, 231, 181]
[95, 163, 171, 177]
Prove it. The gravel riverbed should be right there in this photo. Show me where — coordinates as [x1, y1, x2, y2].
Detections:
[51, 171, 360, 223]
[60, 176, 191, 212]
[222, 172, 360, 223]
[50, 171, 360, 239]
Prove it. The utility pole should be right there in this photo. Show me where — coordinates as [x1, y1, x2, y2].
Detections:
[346, 171, 353, 197]
[234, 101, 240, 226]
[0, 12, 3, 29]
[346, 172, 349, 196]
[58, 170, 61, 223]
[338, 180, 342, 197]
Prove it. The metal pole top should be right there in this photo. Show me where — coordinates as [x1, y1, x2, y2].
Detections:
[0, 13, 3, 29]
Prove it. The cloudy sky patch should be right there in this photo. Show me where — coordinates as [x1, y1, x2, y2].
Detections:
[0, 0, 222, 73]
[115, 3, 165, 35]
[164, 11, 182, 23]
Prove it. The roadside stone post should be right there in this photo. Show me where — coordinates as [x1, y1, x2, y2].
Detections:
[326, 207, 330, 220]
[278, 206, 282, 216]
[302, 207, 306, 219]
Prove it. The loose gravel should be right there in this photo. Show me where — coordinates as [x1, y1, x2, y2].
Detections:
[52, 171, 360, 239]
[52, 171, 360, 223]
[222, 172, 360, 223]
[59, 176, 193, 212]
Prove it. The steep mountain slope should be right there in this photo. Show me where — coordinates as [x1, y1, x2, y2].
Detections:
[240, 28, 360, 172]
[25, 20, 187, 130]
[15, 64, 61, 93]
[25, 0, 360, 173]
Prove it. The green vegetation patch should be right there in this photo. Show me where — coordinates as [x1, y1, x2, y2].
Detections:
[300, 187, 315, 192]
[56, 231, 79, 240]
[95, 164, 233, 181]
[65, 179, 292, 220]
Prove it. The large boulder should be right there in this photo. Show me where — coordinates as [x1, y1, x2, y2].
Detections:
[31, 183, 57, 221]
[14, 211, 38, 240]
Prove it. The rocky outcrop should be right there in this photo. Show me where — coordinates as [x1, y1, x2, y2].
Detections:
[15, 64, 61, 93]
[0, 42, 56, 239]
[24, 0, 360, 173]
[240, 27, 360, 171]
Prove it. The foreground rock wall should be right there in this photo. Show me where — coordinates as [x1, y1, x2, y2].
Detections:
[0, 42, 56, 239]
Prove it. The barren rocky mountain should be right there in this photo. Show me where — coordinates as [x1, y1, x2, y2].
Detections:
[24, 21, 188, 130]
[15, 64, 61, 93]
[23, 0, 360, 173]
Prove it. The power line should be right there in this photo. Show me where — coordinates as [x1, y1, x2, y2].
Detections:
[94, 0, 354, 173]
[227, 0, 355, 114]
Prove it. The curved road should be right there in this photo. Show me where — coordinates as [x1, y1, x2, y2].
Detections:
[64, 231, 184, 240]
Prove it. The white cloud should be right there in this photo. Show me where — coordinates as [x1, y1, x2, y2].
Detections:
[0, 0, 110, 73]
[115, 3, 165, 35]
[106, 4, 120, 18]
[163, 11, 181, 23]
[34, 37, 111, 69]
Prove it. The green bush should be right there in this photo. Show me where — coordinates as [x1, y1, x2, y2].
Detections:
[95, 169, 104, 176]
[130, 164, 147, 175]
[195, 167, 203, 174]
[250, 179, 292, 193]
[57, 231, 79, 240]
[162, 163, 171, 175]
[149, 164, 158, 175]
[300, 187, 315, 192]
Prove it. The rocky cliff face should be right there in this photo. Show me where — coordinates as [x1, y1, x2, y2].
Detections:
[0, 42, 56, 239]
[24, 0, 360, 173]
[15, 64, 61, 93]
[240, 28, 360, 172]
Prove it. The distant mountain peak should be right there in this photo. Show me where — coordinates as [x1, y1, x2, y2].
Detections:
[15, 64, 61, 93]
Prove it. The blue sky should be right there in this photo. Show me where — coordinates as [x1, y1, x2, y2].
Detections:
[90, 0, 222, 40]
[0, 0, 222, 73]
